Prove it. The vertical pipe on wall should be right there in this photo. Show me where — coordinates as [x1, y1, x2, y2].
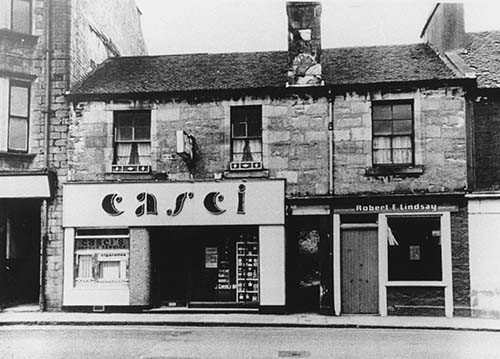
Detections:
[328, 90, 334, 195]
[39, 0, 52, 311]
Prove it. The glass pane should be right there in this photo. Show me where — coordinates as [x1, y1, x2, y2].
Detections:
[232, 120, 246, 137]
[393, 104, 412, 120]
[372, 104, 391, 120]
[393, 148, 412, 164]
[247, 119, 262, 137]
[10, 85, 29, 117]
[373, 136, 391, 149]
[12, 0, 30, 33]
[393, 120, 412, 135]
[374, 149, 391, 164]
[98, 261, 121, 280]
[116, 126, 133, 141]
[392, 136, 412, 148]
[8, 117, 28, 151]
[373, 120, 392, 135]
[134, 125, 150, 140]
[137, 143, 151, 165]
[77, 255, 93, 279]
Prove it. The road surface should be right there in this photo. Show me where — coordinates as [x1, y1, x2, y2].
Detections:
[0, 325, 499, 358]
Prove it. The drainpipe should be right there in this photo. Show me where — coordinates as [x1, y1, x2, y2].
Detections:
[40, 0, 52, 312]
[328, 90, 334, 194]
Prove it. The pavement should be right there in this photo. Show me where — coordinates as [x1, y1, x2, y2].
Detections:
[1, 305, 500, 331]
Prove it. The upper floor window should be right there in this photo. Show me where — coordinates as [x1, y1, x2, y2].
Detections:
[372, 101, 413, 166]
[230, 106, 263, 170]
[11, 0, 31, 34]
[8, 80, 30, 152]
[112, 111, 151, 173]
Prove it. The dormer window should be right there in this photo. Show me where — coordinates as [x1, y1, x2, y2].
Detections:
[230, 106, 263, 171]
[112, 111, 151, 173]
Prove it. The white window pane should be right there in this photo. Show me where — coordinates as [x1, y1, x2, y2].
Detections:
[8, 117, 28, 151]
[374, 149, 391, 164]
[393, 136, 412, 148]
[12, 0, 30, 33]
[10, 85, 29, 117]
[393, 148, 412, 164]
[99, 261, 120, 280]
[115, 143, 132, 165]
[77, 255, 93, 279]
[137, 143, 151, 165]
[373, 136, 391, 149]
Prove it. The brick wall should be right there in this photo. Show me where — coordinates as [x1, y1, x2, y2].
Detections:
[471, 96, 500, 190]
[333, 87, 467, 195]
[68, 95, 330, 197]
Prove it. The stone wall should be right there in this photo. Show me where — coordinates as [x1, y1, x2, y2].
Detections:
[68, 95, 330, 197]
[333, 87, 467, 195]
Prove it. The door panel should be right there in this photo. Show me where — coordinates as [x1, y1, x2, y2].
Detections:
[341, 228, 378, 314]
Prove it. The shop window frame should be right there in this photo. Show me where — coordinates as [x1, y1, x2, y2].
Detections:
[229, 105, 263, 171]
[73, 228, 130, 286]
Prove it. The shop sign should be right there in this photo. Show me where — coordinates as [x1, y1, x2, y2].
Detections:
[355, 203, 438, 212]
[75, 238, 129, 250]
[205, 247, 218, 268]
[63, 180, 285, 227]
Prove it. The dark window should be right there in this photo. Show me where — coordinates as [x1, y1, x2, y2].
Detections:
[372, 101, 413, 166]
[230, 106, 262, 163]
[11, 0, 31, 34]
[387, 217, 442, 281]
[113, 111, 151, 166]
[8, 80, 30, 152]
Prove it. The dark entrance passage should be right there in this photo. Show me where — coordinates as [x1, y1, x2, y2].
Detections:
[0, 199, 41, 308]
[151, 226, 259, 308]
[287, 215, 332, 314]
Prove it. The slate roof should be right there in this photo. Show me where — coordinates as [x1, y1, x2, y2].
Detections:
[70, 43, 458, 97]
[459, 30, 500, 88]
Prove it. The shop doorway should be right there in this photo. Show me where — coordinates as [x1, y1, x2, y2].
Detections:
[0, 200, 41, 308]
[151, 226, 260, 308]
[340, 227, 378, 314]
[287, 215, 332, 314]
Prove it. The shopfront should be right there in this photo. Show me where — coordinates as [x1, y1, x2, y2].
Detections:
[0, 172, 52, 308]
[332, 195, 465, 317]
[62, 179, 285, 312]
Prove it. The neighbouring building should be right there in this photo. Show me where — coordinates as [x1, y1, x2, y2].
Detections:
[61, 2, 477, 317]
[0, 0, 146, 310]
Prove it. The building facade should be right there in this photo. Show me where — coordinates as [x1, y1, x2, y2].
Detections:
[59, 2, 480, 317]
[0, 0, 146, 310]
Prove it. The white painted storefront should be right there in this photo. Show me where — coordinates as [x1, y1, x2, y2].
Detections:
[62, 179, 285, 310]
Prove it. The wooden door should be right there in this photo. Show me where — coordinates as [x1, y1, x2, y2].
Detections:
[341, 228, 378, 314]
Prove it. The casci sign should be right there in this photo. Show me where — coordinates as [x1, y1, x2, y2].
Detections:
[63, 180, 285, 227]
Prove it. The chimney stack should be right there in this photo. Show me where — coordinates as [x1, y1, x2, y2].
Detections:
[286, 2, 322, 86]
[420, 3, 465, 55]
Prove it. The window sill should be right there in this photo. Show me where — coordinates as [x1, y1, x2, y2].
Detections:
[365, 165, 424, 177]
[0, 28, 38, 45]
[0, 151, 36, 161]
[224, 169, 270, 179]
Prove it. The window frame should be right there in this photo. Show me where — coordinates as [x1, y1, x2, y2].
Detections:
[112, 110, 151, 169]
[230, 105, 263, 166]
[10, 0, 32, 34]
[371, 100, 414, 167]
[386, 215, 443, 282]
[7, 80, 30, 153]
[73, 228, 130, 286]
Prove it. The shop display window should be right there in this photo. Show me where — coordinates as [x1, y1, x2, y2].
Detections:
[74, 228, 129, 286]
[387, 217, 442, 281]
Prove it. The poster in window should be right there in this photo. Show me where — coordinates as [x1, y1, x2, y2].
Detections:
[409, 245, 421, 261]
[205, 247, 218, 268]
